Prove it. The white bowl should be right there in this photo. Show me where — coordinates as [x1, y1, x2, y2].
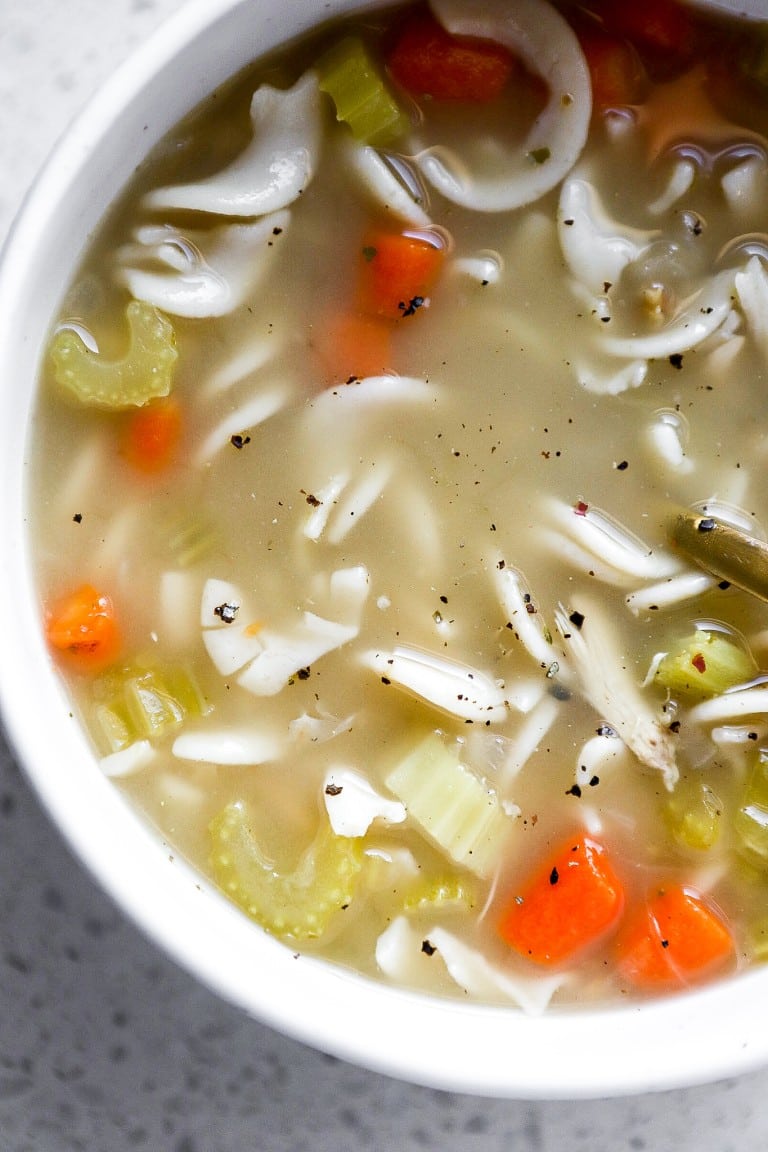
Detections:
[2, 0, 768, 1099]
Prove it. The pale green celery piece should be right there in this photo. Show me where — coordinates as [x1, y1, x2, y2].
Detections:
[89, 662, 209, 753]
[735, 751, 768, 866]
[317, 37, 410, 146]
[664, 777, 722, 851]
[50, 300, 177, 409]
[93, 700, 134, 755]
[385, 731, 514, 879]
[404, 873, 478, 914]
[163, 510, 218, 568]
[747, 914, 768, 962]
[654, 629, 756, 699]
[209, 802, 364, 941]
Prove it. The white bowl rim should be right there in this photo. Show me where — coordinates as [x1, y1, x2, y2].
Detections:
[2, 0, 768, 1101]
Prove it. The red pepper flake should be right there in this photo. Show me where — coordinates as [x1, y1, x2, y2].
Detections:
[691, 652, 707, 674]
[574, 500, 589, 516]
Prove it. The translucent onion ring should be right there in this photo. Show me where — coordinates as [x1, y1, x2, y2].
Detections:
[413, 0, 591, 212]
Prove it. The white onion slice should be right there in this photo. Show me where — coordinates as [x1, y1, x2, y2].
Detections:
[414, 0, 591, 212]
[172, 727, 283, 765]
[144, 73, 321, 216]
[375, 917, 567, 1013]
[502, 694, 561, 781]
[100, 740, 156, 778]
[238, 614, 359, 697]
[194, 385, 289, 465]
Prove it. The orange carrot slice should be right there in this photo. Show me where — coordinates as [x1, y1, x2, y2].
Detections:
[45, 584, 121, 670]
[615, 884, 734, 989]
[122, 396, 182, 473]
[358, 230, 445, 321]
[388, 9, 516, 103]
[498, 835, 625, 966]
[314, 312, 394, 382]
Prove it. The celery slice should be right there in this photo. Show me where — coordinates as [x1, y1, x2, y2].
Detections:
[654, 629, 756, 699]
[209, 802, 364, 940]
[317, 37, 410, 146]
[747, 915, 768, 963]
[664, 777, 722, 852]
[735, 752, 768, 866]
[89, 661, 209, 753]
[385, 731, 514, 878]
[163, 510, 219, 568]
[404, 873, 478, 914]
[50, 300, 177, 409]
[93, 699, 134, 755]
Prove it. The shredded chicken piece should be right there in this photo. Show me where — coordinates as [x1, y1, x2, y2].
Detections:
[555, 601, 678, 789]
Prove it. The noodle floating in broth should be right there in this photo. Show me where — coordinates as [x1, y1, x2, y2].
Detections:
[34, 0, 768, 1008]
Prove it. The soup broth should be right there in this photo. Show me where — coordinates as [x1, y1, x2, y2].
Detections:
[32, 0, 768, 1008]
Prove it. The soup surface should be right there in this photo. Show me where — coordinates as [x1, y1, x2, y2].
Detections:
[32, 0, 768, 1009]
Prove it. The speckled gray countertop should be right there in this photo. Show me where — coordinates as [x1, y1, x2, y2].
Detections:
[3, 2, 768, 1149]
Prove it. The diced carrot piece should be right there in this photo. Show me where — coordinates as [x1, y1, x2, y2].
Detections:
[590, 0, 697, 74]
[45, 584, 121, 670]
[121, 396, 182, 473]
[578, 27, 648, 108]
[358, 230, 445, 321]
[498, 836, 625, 966]
[314, 312, 394, 382]
[388, 9, 516, 102]
[615, 884, 734, 989]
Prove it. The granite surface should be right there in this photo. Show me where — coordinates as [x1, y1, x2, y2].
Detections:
[3, 1, 768, 1148]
